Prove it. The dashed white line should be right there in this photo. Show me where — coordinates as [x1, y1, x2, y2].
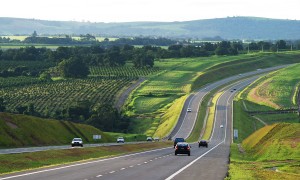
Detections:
[129, 165, 134, 168]
[109, 171, 115, 174]
[96, 175, 102, 177]
[144, 162, 148, 164]
[120, 168, 126, 170]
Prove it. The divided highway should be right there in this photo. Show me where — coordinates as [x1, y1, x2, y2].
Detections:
[0, 65, 289, 180]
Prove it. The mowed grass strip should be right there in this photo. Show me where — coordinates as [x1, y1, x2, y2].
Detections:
[154, 95, 188, 138]
[202, 92, 223, 140]
[247, 63, 300, 109]
[0, 142, 172, 175]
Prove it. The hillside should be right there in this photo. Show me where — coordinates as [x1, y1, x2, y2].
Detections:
[228, 123, 300, 180]
[1, 17, 300, 39]
[0, 112, 113, 147]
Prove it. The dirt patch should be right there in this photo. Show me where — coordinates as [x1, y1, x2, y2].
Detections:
[248, 80, 281, 109]
[5, 121, 18, 129]
[237, 144, 246, 154]
[1, 113, 19, 129]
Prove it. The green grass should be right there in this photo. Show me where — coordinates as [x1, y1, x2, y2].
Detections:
[192, 52, 300, 91]
[233, 100, 265, 143]
[126, 56, 240, 135]
[153, 95, 188, 138]
[0, 112, 113, 147]
[0, 141, 172, 175]
[228, 123, 300, 180]
[246, 63, 300, 109]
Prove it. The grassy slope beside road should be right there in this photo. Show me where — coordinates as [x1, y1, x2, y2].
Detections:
[247, 63, 300, 108]
[228, 123, 300, 180]
[0, 112, 113, 147]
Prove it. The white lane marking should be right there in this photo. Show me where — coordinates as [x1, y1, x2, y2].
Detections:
[129, 165, 134, 168]
[144, 162, 148, 164]
[137, 164, 141, 166]
[0, 147, 171, 180]
[109, 171, 115, 174]
[120, 168, 126, 170]
[149, 160, 153, 161]
[165, 140, 224, 180]
[96, 175, 102, 177]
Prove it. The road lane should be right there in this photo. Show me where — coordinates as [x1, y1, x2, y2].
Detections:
[170, 76, 260, 180]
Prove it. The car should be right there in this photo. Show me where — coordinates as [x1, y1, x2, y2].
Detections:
[220, 125, 224, 128]
[146, 137, 153, 141]
[175, 142, 191, 156]
[154, 137, 160, 141]
[233, 88, 236, 91]
[187, 108, 192, 112]
[71, 138, 83, 147]
[198, 140, 208, 148]
[117, 137, 125, 143]
[173, 137, 185, 148]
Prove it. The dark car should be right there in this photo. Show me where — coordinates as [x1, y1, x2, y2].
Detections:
[198, 140, 208, 148]
[175, 142, 191, 156]
[173, 137, 185, 148]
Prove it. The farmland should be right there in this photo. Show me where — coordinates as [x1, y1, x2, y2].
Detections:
[1, 76, 136, 117]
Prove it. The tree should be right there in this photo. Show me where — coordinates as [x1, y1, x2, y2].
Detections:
[32, 30, 38, 37]
[57, 57, 89, 78]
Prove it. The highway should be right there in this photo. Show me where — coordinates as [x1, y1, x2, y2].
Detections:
[0, 65, 288, 180]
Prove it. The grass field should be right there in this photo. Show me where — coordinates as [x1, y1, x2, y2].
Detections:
[247, 63, 300, 109]
[227, 123, 300, 180]
[0, 112, 113, 147]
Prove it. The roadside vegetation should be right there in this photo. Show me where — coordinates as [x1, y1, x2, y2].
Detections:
[0, 112, 113, 147]
[229, 61, 300, 179]
[227, 123, 300, 180]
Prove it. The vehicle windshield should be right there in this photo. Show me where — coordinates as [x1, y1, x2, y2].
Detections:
[175, 138, 184, 142]
[73, 138, 82, 141]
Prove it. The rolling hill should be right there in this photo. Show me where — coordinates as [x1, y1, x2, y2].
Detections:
[1, 16, 300, 40]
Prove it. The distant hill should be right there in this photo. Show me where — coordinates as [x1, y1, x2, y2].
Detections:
[0, 112, 113, 147]
[1, 16, 300, 40]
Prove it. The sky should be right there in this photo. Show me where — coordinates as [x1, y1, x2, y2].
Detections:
[1, 0, 299, 22]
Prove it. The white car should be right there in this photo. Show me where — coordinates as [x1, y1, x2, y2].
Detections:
[71, 138, 83, 147]
[220, 125, 224, 128]
[117, 137, 125, 143]
[187, 108, 192, 112]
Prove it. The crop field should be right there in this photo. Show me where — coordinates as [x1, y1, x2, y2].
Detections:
[90, 66, 160, 77]
[0, 77, 136, 116]
[247, 63, 300, 109]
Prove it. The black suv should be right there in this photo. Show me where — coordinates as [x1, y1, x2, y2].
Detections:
[175, 142, 191, 156]
[198, 140, 208, 148]
[173, 137, 185, 148]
